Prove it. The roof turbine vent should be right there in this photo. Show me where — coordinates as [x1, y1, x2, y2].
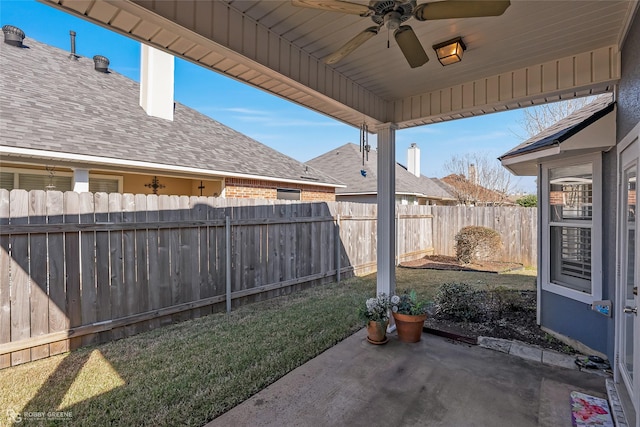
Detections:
[2, 25, 25, 47]
[93, 55, 110, 73]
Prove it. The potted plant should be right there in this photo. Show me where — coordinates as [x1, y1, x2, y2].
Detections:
[391, 290, 429, 343]
[359, 293, 390, 344]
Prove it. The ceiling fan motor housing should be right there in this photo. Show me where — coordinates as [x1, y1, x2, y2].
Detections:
[371, 0, 416, 28]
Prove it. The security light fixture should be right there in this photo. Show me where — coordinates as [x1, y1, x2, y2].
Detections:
[432, 37, 466, 66]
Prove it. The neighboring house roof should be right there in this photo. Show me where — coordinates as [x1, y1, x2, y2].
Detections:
[430, 178, 457, 198]
[441, 174, 515, 205]
[0, 37, 342, 188]
[500, 94, 615, 160]
[306, 143, 454, 200]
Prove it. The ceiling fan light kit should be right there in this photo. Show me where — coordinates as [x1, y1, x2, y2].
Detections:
[293, 0, 509, 68]
[433, 36, 466, 66]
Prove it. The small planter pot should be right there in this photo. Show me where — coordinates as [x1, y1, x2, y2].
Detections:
[366, 320, 389, 344]
[392, 312, 427, 343]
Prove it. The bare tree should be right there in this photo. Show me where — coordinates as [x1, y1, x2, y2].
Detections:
[443, 152, 517, 206]
[518, 97, 596, 138]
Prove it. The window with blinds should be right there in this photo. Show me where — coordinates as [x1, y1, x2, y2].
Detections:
[548, 162, 594, 294]
[0, 172, 14, 190]
[89, 177, 120, 193]
[18, 173, 72, 192]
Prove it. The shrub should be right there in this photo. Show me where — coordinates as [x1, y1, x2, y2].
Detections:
[435, 283, 482, 322]
[489, 286, 521, 318]
[454, 226, 502, 264]
[516, 194, 537, 207]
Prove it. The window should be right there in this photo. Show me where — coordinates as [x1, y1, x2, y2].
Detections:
[18, 173, 73, 191]
[542, 155, 602, 303]
[89, 176, 121, 193]
[277, 188, 301, 200]
[0, 172, 14, 190]
[1, 168, 122, 193]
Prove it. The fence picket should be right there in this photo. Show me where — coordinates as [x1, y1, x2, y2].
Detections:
[134, 194, 149, 331]
[29, 190, 49, 360]
[64, 192, 82, 351]
[146, 194, 160, 328]
[9, 190, 30, 365]
[47, 191, 68, 356]
[95, 192, 111, 343]
[108, 193, 125, 340]
[157, 195, 173, 325]
[80, 193, 97, 347]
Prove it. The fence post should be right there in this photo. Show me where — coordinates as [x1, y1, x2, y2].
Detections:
[226, 215, 231, 313]
[335, 214, 341, 283]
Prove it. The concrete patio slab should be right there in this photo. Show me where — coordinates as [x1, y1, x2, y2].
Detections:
[206, 329, 606, 427]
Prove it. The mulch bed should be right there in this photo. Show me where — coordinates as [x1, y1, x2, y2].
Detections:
[424, 290, 577, 354]
[401, 255, 523, 273]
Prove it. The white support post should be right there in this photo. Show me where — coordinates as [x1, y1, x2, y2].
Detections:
[72, 168, 89, 193]
[376, 123, 397, 298]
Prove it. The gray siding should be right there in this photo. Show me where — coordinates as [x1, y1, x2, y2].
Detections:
[540, 290, 610, 354]
[617, 13, 640, 139]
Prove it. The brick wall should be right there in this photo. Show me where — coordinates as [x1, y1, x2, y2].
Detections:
[224, 178, 335, 202]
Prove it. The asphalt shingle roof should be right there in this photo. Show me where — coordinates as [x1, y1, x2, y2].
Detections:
[499, 94, 615, 160]
[0, 37, 341, 186]
[306, 143, 454, 200]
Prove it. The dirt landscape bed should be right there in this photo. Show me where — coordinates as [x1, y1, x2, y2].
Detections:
[401, 254, 524, 274]
[400, 255, 575, 354]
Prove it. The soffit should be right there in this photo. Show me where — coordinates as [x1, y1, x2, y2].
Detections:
[41, 0, 637, 131]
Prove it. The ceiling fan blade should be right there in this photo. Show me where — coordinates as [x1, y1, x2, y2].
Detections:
[414, 0, 510, 21]
[291, 0, 372, 16]
[324, 26, 379, 65]
[394, 26, 429, 68]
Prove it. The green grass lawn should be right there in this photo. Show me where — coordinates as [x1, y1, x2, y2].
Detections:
[0, 268, 535, 426]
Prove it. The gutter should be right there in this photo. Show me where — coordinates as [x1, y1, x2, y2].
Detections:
[1, 146, 346, 189]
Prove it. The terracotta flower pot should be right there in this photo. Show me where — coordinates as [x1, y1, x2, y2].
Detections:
[366, 320, 389, 344]
[392, 312, 427, 343]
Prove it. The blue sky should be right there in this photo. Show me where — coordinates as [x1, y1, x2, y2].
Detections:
[1, 0, 536, 193]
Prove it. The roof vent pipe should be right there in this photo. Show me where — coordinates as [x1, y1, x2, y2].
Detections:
[2, 25, 25, 47]
[69, 30, 79, 60]
[93, 55, 109, 73]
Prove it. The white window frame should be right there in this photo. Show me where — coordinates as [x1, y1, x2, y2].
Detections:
[541, 153, 603, 304]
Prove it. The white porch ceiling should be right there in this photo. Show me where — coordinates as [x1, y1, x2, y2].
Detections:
[41, 0, 638, 132]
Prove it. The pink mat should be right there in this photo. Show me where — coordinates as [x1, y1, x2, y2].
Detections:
[570, 391, 613, 427]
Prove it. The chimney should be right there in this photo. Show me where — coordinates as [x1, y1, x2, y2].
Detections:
[140, 44, 175, 121]
[407, 143, 420, 177]
[69, 30, 79, 60]
[93, 55, 109, 73]
[468, 163, 477, 184]
[2, 25, 25, 47]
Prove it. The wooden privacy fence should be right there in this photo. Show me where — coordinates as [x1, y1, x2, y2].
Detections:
[0, 190, 435, 368]
[431, 205, 537, 267]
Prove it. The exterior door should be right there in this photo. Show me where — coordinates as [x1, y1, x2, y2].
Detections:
[619, 129, 640, 427]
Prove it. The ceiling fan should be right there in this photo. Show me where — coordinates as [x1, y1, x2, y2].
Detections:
[291, 0, 510, 68]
